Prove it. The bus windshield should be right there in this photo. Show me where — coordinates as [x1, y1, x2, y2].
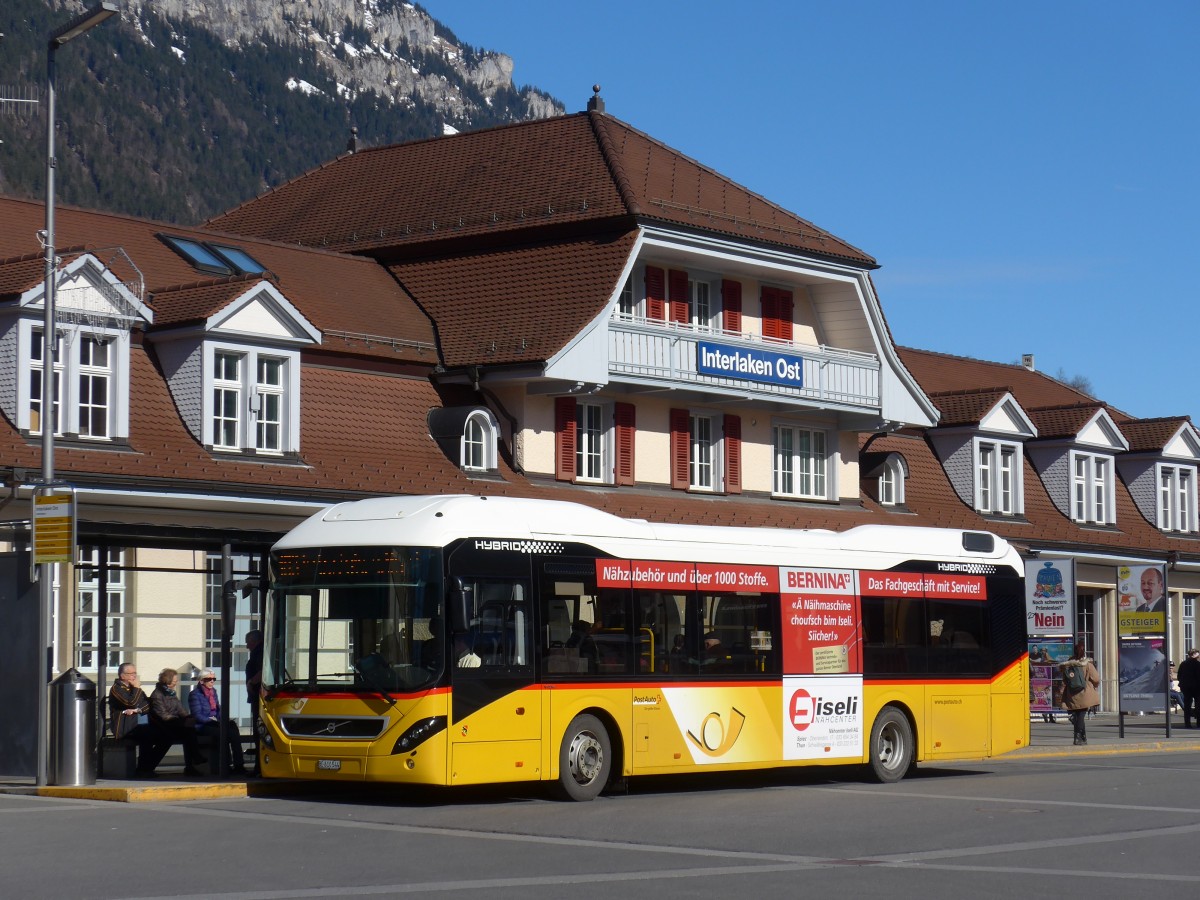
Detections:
[267, 546, 444, 695]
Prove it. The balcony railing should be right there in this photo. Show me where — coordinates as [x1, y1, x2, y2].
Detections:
[608, 314, 881, 410]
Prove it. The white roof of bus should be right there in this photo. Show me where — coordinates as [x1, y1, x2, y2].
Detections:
[274, 495, 1020, 568]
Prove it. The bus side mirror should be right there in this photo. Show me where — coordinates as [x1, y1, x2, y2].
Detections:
[449, 578, 473, 633]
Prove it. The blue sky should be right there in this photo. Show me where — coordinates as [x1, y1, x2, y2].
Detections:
[436, 0, 1199, 421]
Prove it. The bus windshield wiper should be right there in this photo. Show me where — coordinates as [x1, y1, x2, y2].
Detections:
[264, 667, 296, 702]
[351, 660, 397, 707]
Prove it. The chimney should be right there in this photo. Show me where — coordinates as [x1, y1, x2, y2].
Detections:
[346, 125, 358, 154]
[586, 84, 605, 113]
[1021, 354, 1035, 371]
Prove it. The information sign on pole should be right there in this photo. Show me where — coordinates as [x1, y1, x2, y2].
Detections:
[33, 487, 76, 565]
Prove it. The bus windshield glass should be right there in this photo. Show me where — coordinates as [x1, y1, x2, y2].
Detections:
[267, 546, 444, 694]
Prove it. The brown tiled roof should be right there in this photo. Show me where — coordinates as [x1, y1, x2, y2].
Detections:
[1120, 417, 1191, 454]
[390, 231, 637, 367]
[208, 112, 875, 267]
[927, 388, 1011, 427]
[150, 274, 270, 327]
[0, 197, 435, 364]
[1025, 403, 1112, 441]
[899, 347, 1097, 411]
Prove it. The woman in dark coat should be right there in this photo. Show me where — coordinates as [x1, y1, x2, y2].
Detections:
[149, 668, 205, 774]
[1060, 642, 1101, 745]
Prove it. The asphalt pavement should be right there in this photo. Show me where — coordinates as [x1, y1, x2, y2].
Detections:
[3, 711, 1198, 803]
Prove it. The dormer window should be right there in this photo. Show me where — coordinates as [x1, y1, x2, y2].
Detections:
[878, 457, 906, 506]
[26, 324, 128, 442]
[1071, 451, 1114, 524]
[976, 438, 1022, 515]
[204, 344, 298, 455]
[1159, 464, 1197, 532]
[462, 409, 498, 471]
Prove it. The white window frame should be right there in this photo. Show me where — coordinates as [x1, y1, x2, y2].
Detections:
[1158, 464, 1197, 532]
[690, 413, 718, 491]
[205, 342, 300, 454]
[75, 545, 126, 671]
[773, 422, 829, 500]
[22, 321, 129, 441]
[618, 275, 636, 317]
[212, 350, 243, 450]
[1070, 450, 1115, 524]
[975, 438, 1022, 515]
[690, 276, 717, 330]
[461, 409, 499, 472]
[878, 457, 905, 506]
[77, 335, 112, 439]
[576, 401, 612, 483]
[255, 355, 285, 454]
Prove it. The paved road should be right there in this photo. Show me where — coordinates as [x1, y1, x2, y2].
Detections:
[3, 722, 1200, 899]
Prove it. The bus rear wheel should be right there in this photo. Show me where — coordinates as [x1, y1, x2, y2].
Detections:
[868, 707, 915, 783]
[557, 714, 611, 801]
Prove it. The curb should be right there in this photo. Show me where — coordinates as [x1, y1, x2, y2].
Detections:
[1008, 741, 1200, 761]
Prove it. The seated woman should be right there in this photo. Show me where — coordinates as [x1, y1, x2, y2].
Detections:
[149, 668, 206, 775]
[188, 668, 247, 774]
[108, 662, 170, 777]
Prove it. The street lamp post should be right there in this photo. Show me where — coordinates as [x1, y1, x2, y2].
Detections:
[38, 1, 118, 787]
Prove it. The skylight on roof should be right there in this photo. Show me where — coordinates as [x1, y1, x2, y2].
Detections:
[159, 234, 266, 276]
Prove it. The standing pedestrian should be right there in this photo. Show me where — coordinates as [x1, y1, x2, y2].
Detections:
[1178, 648, 1200, 728]
[1060, 642, 1100, 745]
[245, 629, 264, 774]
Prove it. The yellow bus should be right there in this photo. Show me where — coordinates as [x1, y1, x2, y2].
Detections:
[259, 495, 1029, 799]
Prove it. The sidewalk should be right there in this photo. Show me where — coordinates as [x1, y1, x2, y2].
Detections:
[4, 713, 1198, 802]
[1013, 711, 1200, 759]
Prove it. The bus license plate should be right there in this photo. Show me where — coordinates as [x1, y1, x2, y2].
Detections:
[317, 759, 341, 771]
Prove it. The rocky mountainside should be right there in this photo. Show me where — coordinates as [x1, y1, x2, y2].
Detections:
[0, 0, 563, 223]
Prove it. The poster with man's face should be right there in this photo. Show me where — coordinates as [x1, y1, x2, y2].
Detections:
[1117, 564, 1166, 635]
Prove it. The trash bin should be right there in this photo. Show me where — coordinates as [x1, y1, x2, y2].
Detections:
[50, 668, 96, 786]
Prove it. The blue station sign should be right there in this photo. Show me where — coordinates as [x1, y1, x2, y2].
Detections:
[696, 341, 805, 388]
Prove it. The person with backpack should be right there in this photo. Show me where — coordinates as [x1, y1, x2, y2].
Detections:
[1060, 642, 1101, 745]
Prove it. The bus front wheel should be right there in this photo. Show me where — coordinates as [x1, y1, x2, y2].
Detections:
[868, 707, 915, 783]
[557, 714, 611, 801]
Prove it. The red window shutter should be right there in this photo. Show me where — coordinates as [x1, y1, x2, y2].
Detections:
[555, 396, 577, 482]
[645, 266, 666, 320]
[722, 279, 742, 333]
[615, 402, 636, 486]
[669, 269, 690, 324]
[762, 287, 794, 342]
[724, 415, 742, 494]
[669, 408, 690, 490]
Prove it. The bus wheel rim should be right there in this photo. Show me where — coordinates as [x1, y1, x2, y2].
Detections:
[568, 730, 604, 784]
[879, 722, 903, 771]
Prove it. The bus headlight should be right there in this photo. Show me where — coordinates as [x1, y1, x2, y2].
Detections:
[392, 716, 446, 754]
[257, 719, 275, 750]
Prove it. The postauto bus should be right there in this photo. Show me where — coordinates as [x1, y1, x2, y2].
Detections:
[258, 495, 1029, 799]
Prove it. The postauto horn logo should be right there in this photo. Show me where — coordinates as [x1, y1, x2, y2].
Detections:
[789, 688, 858, 732]
[686, 707, 747, 757]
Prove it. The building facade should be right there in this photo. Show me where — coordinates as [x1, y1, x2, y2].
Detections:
[1, 103, 1196, 754]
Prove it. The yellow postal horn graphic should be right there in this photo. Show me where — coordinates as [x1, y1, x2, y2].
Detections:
[686, 707, 747, 757]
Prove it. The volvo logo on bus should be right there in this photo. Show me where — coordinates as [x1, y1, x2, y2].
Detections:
[790, 688, 859, 732]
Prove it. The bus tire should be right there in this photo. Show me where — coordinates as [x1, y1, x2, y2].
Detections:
[556, 714, 611, 801]
[868, 707, 915, 783]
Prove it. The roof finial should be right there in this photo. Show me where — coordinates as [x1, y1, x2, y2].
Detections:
[346, 125, 358, 154]
[587, 84, 605, 113]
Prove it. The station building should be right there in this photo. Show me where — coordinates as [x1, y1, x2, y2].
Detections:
[0, 96, 1196, 758]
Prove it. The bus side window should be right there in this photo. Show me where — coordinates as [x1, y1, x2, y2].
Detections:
[862, 595, 927, 675]
[708, 593, 779, 675]
[636, 592, 685, 675]
[928, 599, 988, 674]
[472, 580, 531, 670]
[539, 560, 599, 676]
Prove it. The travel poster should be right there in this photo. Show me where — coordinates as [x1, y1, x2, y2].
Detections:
[1119, 638, 1167, 713]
